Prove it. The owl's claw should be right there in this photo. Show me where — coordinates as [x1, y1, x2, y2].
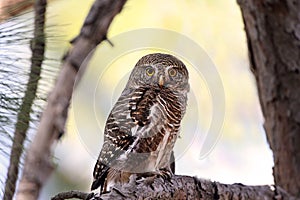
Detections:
[135, 168, 173, 187]
[136, 172, 156, 190]
[157, 168, 173, 183]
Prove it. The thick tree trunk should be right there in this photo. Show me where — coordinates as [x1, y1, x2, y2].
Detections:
[237, 0, 300, 197]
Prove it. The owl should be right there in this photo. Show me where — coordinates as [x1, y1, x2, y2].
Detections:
[91, 53, 189, 193]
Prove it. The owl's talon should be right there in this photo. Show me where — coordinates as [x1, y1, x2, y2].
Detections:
[157, 168, 173, 183]
[136, 172, 157, 189]
[137, 171, 158, 179]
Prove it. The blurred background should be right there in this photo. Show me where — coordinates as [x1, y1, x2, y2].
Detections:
[1, 0, 275, 199]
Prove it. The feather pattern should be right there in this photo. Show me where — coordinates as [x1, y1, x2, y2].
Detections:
[91, 53, 189, 193]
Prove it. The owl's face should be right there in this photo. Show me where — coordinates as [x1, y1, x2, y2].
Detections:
[127, 53, 189, 92]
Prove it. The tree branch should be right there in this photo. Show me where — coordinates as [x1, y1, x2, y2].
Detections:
[51, 191, 93, 200]
[0, 0, 34, 22]
[51, 175, 299, 200]
[16, 0, 127, 199]
[3, 0, 46, 199]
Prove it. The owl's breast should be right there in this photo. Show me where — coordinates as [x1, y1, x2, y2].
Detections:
[151, 91, 184, 168]
[112, 87, 185, 173]
[131, 92, 181, 164]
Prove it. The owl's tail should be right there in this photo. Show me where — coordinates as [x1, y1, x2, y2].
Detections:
[91, 161, 109, 193]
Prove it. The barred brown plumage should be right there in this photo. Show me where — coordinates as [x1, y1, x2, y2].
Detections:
[91, 53, 189, 193]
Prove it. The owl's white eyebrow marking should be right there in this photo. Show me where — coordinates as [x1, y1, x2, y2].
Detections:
[166, 66, 174, 69]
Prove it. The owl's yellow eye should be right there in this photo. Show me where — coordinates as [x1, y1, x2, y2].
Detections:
[168, 68, 177, 77]
[146, 67, 155, 76]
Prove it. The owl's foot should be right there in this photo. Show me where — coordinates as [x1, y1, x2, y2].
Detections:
[136, 172, 157, 190]
[136, 168, 173, 186]
[157, 168, 173, 183]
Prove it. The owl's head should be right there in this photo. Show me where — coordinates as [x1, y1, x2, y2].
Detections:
[127, 53, 189, 93]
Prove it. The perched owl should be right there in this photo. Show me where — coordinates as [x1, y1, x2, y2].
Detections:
[91, 53, 189, 193]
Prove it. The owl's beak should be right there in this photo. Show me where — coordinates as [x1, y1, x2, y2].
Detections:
[159, 75, 164, 87]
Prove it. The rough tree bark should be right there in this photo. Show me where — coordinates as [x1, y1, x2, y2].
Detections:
[52, 176, 298, 200]
[238, 0, 300, 198]
[97, 176, 294, 200]
[16, 0, 127, 200]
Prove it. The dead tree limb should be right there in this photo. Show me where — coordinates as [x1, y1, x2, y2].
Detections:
[16, 0, 127, 199]
[97, 175, 299, 200]
[51, 175, 299, 200]
[51, 190, 93, 200]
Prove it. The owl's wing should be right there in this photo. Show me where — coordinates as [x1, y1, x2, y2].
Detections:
[91, 87, 156, 191]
